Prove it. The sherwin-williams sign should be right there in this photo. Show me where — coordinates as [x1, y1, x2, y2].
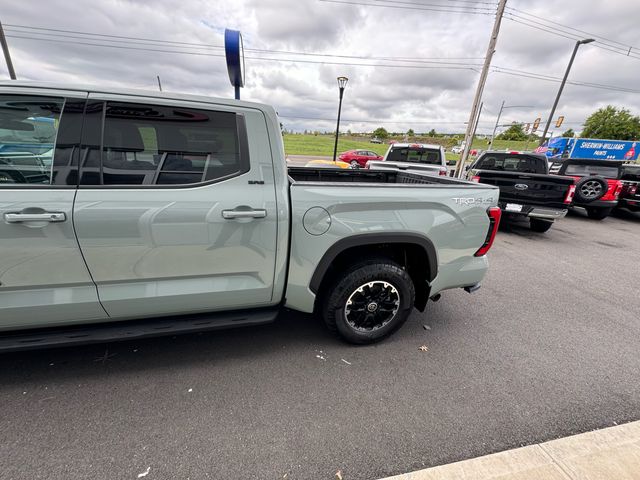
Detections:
[570, 139, 638, 160]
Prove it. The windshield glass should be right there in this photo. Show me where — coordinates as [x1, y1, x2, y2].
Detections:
[565, 164, 619, 178]
[386, 147, 441, 164]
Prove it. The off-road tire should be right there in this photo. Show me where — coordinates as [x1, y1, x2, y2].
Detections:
[574, 176, 608, 203]
[322, 259, 415, 344]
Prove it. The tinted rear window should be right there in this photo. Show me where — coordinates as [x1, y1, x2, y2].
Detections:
[564, 164, 619, 178]
[387, 147, 441, 164]
[475, 154, 546, 174]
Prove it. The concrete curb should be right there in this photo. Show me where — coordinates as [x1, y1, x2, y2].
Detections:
[378, 420, 640, 480]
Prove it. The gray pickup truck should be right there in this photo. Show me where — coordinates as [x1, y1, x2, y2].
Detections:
[0, 82, 500, 349]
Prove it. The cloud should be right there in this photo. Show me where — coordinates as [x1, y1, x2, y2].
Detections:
[1, 0, 639, 134]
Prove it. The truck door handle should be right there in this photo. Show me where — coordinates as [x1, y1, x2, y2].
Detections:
[4, 212, 66, 223]
[222, 208, 267, 219]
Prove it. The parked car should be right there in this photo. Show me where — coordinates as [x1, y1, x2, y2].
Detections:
[451, 145, 463, 154]
[467, 151, 575, 232]
[338, 149, 383, 168]
[616, 164, 640, 212]
[370, 137, 383, 144]
[550, 158, 624, 220]
[0, 81, 501, 350]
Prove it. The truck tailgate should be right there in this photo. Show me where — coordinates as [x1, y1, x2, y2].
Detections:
[475, 170, 574, 209]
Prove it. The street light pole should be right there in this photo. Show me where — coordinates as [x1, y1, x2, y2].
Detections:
[489, 103, 535, 149]
[489, 100, 505, 148]
[539, 38, 594, 146]
[332, 76, 348, 162]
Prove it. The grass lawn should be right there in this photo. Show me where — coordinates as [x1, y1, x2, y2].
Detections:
[283, 134, 389, 156]
[283, 134, 537, 158]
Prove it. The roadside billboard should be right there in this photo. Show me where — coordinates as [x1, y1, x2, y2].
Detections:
[538, 138, 639, 160]
[569, 139, 637, 160]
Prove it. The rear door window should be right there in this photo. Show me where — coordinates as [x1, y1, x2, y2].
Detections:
[80, 101, 248, 186]
[0, 95, 65, 185]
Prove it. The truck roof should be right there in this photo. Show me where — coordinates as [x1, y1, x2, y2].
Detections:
[0, 80, 272, 111]
[389, 143, 442, 149]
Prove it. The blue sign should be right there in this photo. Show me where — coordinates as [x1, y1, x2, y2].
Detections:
[570, 139, 638, 160]
[224, 29, 245, 99]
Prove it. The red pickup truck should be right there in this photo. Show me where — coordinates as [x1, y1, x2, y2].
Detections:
[549, 159, 624, 220]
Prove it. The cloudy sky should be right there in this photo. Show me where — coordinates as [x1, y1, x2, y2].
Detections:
[2, 0, 640, 135]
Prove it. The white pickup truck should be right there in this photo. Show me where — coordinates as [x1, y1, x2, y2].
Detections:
[0, 82, 500, 349]
[366, 142, 448, 176]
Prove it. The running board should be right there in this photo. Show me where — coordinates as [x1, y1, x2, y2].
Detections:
[0, 307, 279, 353]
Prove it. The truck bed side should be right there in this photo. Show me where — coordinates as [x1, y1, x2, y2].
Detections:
[284, 172, 499, 313]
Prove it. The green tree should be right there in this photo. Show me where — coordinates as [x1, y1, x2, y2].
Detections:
[561, 128, 575, 138]
[406, 128, 415, 137]
[581, 106, 640, 140]
[496, 123, 528, 141]
[428, 128, 437, 137]
[373, 127, 389, 139]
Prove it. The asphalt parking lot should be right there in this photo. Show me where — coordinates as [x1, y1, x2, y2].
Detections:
[1, 208, 639, 480]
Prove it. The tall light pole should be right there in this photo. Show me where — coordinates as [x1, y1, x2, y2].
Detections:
[332, 76, 348, 162]
[539, 38, 594, 146]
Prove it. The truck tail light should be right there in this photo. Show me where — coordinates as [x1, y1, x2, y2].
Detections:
[439, 167, 447, 176]
[563, 184, 576, 204]
[613, 181, 623, 199]
[474, 207, 501, 257]
[470, 175, 481, 182]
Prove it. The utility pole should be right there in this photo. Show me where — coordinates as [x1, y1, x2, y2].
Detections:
[0, 20, 16, 79]
[489, 100, 505, 148]
[539, 38, 594, 146]
[156, 75, 162, 92]
[455, 0, 507, 178]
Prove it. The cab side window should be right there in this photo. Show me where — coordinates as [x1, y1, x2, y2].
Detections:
[81, 101, 248, 186]
[0, 95, 65, 185]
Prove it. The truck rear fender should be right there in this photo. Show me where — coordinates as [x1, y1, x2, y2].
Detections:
[310, 233, 438, 312]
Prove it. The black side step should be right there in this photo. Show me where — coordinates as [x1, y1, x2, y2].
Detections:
[0, 307, 279, 353]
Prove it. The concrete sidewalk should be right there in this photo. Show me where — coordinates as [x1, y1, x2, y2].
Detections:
[380, 420, 640, 480]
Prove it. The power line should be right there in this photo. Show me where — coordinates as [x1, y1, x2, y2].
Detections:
[3, 23, 223, 49]
[506, 7, 638, 52]
[503, 14, 640, 61]
[493, 65, 640, 92]
[318, 0, 495, 15]
[318, 0, 640, 62]
[6, 33, 483, 69]
[279, 114, 494, 124]
[6, 23, 639, 94]
[491, 66, 640, 94]
[371, 0, 496, 11]
[4, 24, 484, 63]
[380, 0, 497, 5]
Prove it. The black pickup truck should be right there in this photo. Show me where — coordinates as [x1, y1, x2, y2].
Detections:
[466, 152, 575, 232]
